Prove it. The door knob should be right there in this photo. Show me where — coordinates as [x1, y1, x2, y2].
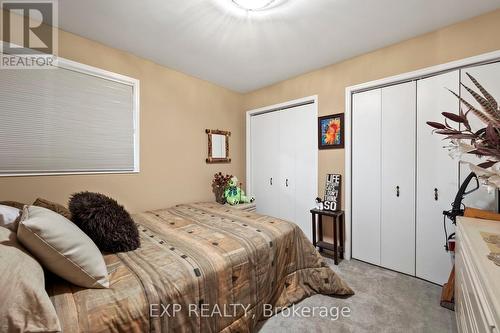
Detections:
[396, 186, 400, 197]
[434, 188, 438, 201]
[286, 179, 289, 187]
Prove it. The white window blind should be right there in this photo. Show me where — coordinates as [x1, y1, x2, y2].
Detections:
[0, 60, 139, 176]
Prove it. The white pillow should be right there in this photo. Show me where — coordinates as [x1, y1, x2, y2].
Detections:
[0, 204, 21, 231]
[17, 206, 110, 289]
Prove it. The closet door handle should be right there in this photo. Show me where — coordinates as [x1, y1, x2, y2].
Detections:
[270, 177, 273, 186]
[286, 179, 289, 187]
[434, 188, 438, 201]
[396, 186, 400, 197]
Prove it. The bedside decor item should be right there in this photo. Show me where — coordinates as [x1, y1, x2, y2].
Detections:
[212, 172, 232, 204]
[206, 129, 231, 163]
[315, 197, 324, 210]
[427, 73, 500, 190]
[224, 176, 255, 205]
[69, 192, 140, 253]
[481, 231, 500, 266]
[318, 113, 344, 149]
[323, 174, 341, 211]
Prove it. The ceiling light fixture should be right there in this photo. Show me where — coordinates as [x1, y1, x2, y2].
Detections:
[231, 0, 277, 11]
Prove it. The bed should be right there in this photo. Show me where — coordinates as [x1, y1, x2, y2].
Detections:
[47, 202, 353, 332]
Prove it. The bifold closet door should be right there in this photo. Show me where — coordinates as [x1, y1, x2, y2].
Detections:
[291, 104, 316, 240]
[251, 112, 280, 216]
[278, 109, 296, 224]
[250, 104, 316, 240]
[277, 104, 316, 239]
[380, 82, 416, 275]
[460, 63, 500, 211]
[416, 70, 459, 285]
[352, 89, 382, 265]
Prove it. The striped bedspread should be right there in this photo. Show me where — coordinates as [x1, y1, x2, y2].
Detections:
[48, 202, 353, 332]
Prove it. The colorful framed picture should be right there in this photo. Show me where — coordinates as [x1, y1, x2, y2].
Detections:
[318, 113, 344, 149]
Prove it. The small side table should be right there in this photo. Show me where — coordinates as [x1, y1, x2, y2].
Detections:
[225, 202, 256, 212]
[310, 209, 345, 265]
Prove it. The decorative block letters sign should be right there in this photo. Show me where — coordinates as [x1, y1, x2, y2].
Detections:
[324, 174, 341, 211]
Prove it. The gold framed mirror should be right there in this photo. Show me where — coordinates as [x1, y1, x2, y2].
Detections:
[206, 129, 231, 163]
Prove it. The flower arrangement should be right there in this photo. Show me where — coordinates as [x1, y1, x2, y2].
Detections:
[212, 172, 233, 204]
[427, 73, 500, 190]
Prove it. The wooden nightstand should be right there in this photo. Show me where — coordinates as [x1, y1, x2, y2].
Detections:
[310, 209, 345, 265]
[225, 202, 256, 213]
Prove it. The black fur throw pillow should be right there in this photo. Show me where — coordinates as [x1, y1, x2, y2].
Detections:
[69, 192, 140, 253]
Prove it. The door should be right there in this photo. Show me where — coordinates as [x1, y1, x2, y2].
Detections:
[250, 102, 317, 240]
[292, 104, 317, 240]
[380, 82, 416, 275]
[416, 70, 459, 285]
[460, 62, 500, 211]
[352, 89, 382, 265]
[251, 111, 280, 216]
[278, 109, 296, 223]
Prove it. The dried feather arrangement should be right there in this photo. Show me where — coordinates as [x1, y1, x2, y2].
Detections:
[427, 73, 500, 190]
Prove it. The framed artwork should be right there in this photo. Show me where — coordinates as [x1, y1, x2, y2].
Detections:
[206, 129, 231, 164]
[324, 174, 341, 211]
[318, 113, 344, 149]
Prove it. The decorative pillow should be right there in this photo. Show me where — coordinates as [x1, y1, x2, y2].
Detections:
[0, 204, 21, 231]
[33, 197, 72, 220]
[17, 206, 109, 289]
[0, 200, 25, 210]
[69, 192, 140, 253]
[0, 226, 61, 333]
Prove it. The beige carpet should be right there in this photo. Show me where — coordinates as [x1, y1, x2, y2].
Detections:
[257, 258, 457, 332]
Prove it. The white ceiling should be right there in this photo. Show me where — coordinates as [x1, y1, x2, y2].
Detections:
[58, 0, 500, 93]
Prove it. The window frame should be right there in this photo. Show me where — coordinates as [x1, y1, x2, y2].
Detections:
[0, 43, 140, 177]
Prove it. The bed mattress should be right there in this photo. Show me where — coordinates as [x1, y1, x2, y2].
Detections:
[47, 202, 353, 332]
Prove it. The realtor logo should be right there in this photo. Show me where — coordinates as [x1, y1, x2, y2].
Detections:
[1, 0, 58, 68]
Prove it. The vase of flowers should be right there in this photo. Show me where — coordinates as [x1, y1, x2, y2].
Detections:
[212, 172, 232, 204]
[427, 73, 500, 192]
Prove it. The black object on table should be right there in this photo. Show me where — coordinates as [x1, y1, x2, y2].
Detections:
[310, 208, 345, 265]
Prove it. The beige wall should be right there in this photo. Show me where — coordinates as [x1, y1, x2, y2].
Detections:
[1, 9, 500, 218]
[243, 9, 500, 207]
[0, 20, 244, 212]
[242, 9, 500, 242]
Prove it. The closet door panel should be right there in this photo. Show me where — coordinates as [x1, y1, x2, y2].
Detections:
[251, 112, 280, 217]
[416, 70, 459, 285]
[293, 104, 317, 240]
[352, 89, 382, 265]
[460, 63, 500, 211]
[380, 82, 416, 275]
[278, 109, 296, 223]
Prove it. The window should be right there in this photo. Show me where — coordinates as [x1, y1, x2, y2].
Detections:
[0, 57, 140, 176]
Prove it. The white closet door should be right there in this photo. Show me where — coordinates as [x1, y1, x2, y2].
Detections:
[380, 82, 416, 275]
[251, 112, 280, 216]
[293, 104, 317, 240]
[352, 89, 382, 265]
[278, 109, 296, 223]
[416, 70, 459, 285]
[460, 63, 500, 211]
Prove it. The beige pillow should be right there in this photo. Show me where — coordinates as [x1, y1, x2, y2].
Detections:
[17, 206, 109, 289]
[0, 226, 61, 333]
[33, 197, 72, 220]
